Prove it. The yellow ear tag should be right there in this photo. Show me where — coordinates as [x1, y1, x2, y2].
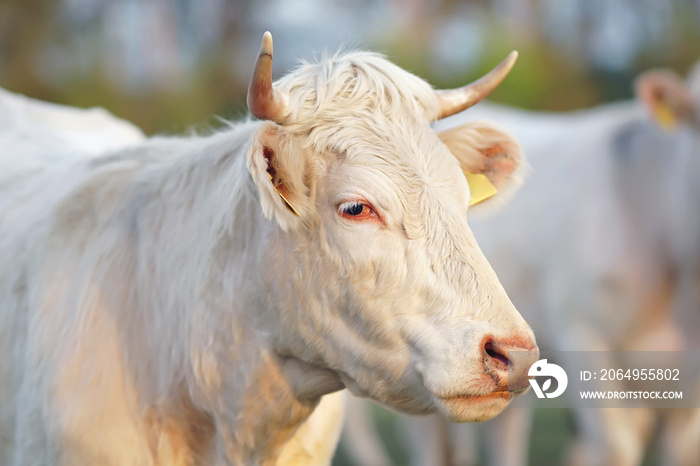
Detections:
[464, 172, 498, 206]
[268, 173, 301, 216]
[276, 190, 301, 217]
[652, 100, 677, 132]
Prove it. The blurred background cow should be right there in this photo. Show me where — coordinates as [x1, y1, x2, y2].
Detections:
[2, 0, 699, 465]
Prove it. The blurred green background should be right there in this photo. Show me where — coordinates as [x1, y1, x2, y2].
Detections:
[2, 1, 697, 465]
[2, 0, 699, 136]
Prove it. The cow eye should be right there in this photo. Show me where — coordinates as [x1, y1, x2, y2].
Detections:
[341, 202, 365, 216]
[337, 201, 380, 222]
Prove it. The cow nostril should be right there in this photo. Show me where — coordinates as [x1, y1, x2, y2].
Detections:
[484, 341, 510, 368]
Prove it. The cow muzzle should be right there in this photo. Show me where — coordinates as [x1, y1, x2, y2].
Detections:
[422, 325, 539, 422]
[482, 335, 540, 393]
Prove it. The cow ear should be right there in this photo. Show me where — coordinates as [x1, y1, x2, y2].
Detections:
[247, 123, 309, 231]
[438, 120, 527, 213]
[634, 69, 697, 132]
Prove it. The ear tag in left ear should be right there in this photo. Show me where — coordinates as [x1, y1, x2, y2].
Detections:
[268, 173, 301, 216]
[464, 172, 497, 206]
[652, 100, 677, 132]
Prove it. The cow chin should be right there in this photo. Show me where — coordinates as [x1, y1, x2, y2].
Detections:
[345, 379, 512, 423]
[433, 391, 512, 423]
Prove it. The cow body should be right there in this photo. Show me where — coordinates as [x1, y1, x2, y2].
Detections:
[0, 98, 345, 465]
[0, 39, 536, 465]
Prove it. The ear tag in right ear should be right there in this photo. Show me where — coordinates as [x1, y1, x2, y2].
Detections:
[268, 173, 301, 216]
[464, 172, 497, 206]
[652, 100, 677, 132]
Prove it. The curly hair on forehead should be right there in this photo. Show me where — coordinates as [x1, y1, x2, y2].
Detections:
[275, 50, 441, 125]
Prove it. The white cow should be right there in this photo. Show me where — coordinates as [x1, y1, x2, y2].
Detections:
[0, 32, 538, 465]
[341, 63, 700, 466]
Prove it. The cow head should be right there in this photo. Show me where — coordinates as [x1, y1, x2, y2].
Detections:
[635, 65, 700, 132]
[246, 32, 538, 422]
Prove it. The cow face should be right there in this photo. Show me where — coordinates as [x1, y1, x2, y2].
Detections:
[246, 34, 538, 422]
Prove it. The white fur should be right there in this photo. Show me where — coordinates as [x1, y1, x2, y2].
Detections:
[0, 49, 535, 465]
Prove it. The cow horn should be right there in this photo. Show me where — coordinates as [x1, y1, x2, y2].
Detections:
[435, 51, 518, 119]
[247, 31, 289, 124]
